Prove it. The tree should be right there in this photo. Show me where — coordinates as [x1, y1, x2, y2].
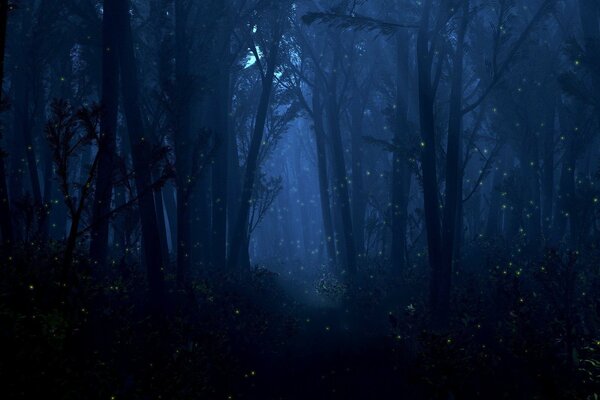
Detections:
[229, 11, 284, 270]
[45, 100, 102, 272]
[0, 0, 13, 246]
[89, 0, 120, 266]
[115, 0, 165, 309]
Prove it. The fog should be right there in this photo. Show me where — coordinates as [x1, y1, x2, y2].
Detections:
[2, 0, 600, 398]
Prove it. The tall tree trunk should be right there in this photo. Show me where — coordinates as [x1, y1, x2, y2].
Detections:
[312, 85, 337, 267]
[0, 0, 13, 245]
[90, 0, 119, 266]
[162, 181, 177, 252]
[350, 100, 366, 260]
[439, 1, 467, 326]
[7, 8, 26, 225]
[541, 101, 556, 237]
[227, 121, 250, 269]
[485, 175, 501, 238]
[522, 129, 542, 245]
[175, 0, 193, 284]
[210, 61, 231, 269]
[192, 173, 211, 269]
[41, 137, 53, 236]
[553, 106, 575, 244]
[229, 37, 279, 270]
[115, 0, 165, 309]
[294, 148, 312, 259]
[578, 0, 600, 121]
[325, 44, 356, 275]
[391, 33, 411, 273]
[152, 167, 170, 267]
[417, 0, 444, 323]
[13, 14, 43, 223]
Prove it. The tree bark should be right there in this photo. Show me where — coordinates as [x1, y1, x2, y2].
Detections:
[578, 0, 600, 121]
[325, 43, 356, 275]
[229, 36, 280, 270]
[416, 0, 444, 323]
[13, 14, 43, 224]
[438, 1, 468, 325]
[227, 117, 251, 269]
[0, 0, 13, 245]
[541, 101, 556, 236]
[391, 33, 411, 273]
[553, 106, 575, 244]
[350, 99, 366, 260]
[175, 0, 193, 284]
[115, 0, 165, 309]
[152, 167, 170, 267]
[312, 84, 337, 267]
[90, 0, 119, 266]
[210, 64, 231, 269]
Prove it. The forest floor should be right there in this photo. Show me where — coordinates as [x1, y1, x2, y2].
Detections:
[235, 266, 412, 399]
[5, 248, 596, 399]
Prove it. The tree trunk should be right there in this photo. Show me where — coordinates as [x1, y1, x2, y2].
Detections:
[439, 1, 467, 326]
[152, 167, 170, 267]
[227, 121, 251, 269]
[210, 63, 231, 269]
[486, 150, 506, 238]
[416, 0, 444, 323]
[312, 84, 337, 267]
[13, 16, 43, 222]
[175, 0, 193, 284]
[553, 106, 575, 244]
[520, 128, 542, 246]
[162, 181, 177, 252]
[115, 0, 165, 309]
[229, 36, 279, 270]
[541, 101, 556, 237]
[391, 33, 411, 273]
[578, 0, 600, 122]
[191, 173, 211, 270]
[0, 0, 13, 245]
[325, 44, 356, 274]
[90, 0, 119, 266]
[350, 100, 366, 260]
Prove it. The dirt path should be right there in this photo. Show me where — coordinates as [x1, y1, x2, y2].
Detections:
[236, 272, 412, 399]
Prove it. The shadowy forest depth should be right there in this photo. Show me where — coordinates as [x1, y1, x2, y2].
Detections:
[1, 0, 600, 398]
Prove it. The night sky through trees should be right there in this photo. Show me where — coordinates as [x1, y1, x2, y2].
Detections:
[1, 0, 600, 398]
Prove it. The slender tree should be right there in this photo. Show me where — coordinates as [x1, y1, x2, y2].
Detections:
[0, 0, 13, 245]
[115, 0, 165, 308]
[89, 0, 120, 266]
[229, 26, 282, 270]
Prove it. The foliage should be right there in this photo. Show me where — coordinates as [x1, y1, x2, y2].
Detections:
[0, 242, 298, 399]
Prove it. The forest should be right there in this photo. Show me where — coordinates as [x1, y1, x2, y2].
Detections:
[1, 0, 600, 398]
